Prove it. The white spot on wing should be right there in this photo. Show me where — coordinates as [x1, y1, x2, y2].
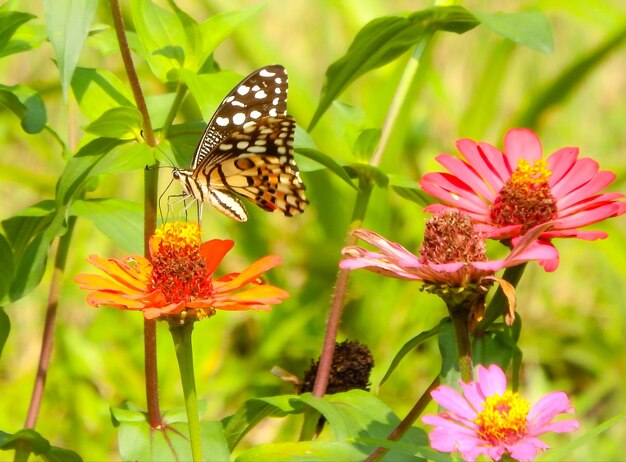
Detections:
[275, 77, 282, 84]
[272, 97, 280, 106]
[231, 100, 244, 107]
[269, 108, 278, 117]
[237, 85, 250, 95]
[232, 113, 246, 125]
[260, 69, 276, 77]
[237, 141, 249, 149]
[250, 110, 262, 119]
[225, 96, 235, 102]
[275, 88, 281, 94]
[216, 117, 229, 126]
[255, 90, 267, 99]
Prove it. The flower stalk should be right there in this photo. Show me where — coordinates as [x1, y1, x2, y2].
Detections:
[448, 304, 473, 383]
[169, 321, 203, 462]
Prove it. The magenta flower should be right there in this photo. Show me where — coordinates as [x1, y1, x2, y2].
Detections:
[422, 364, 579, 462]
[419, 128, 626, 271]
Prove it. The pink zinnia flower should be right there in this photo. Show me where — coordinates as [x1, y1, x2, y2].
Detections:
[422, 364, 579, 462]
[419, 128, 626, 271]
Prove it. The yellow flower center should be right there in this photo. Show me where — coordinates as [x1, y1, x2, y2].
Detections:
[490, 159, 557, 232]
[150, 222, 213, 306]
[474, 391, 530, 445]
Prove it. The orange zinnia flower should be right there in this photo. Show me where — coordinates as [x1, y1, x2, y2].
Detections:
[75, 222, 289, 320]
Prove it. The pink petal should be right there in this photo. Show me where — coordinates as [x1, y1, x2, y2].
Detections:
[420, 171, 491, 216]
[558, 192, 626, 218]
[474, 142, 512, 188]
[448, 141, 501, 199]
[527, 391, 574, 430]
[504, 129, 543, 164]
[555, 203, 624, 229]
[546, 147, 579, 185]
[430, 385, 478, 421]
[557, 170, 617, 210]
[550, 157, 599, 199]
[476, 364, 507, 396]
[460, 381, 487, 410]
[507, 437, 548, 462]
[542, 229, 608, 240]
[539, 418, 579, 434]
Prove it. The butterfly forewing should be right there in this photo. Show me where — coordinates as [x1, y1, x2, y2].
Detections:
[174, 65, 308, 222]
[191, 65, 289, 170]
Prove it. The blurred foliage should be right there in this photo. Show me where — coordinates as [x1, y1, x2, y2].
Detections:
[0, 0, 625, 460]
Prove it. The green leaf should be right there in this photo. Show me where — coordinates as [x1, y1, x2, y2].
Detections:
[353, 128, 381, 161]
[515, 24, 626, 129]
[308, 6, 478, 129]
[113, 405, 230, 462]
[197, 4, 264, 67]
[388, 174, 433, 206]
[1, 201, 66, 302]
[295, 148, 356, 189]
[0, 307, 9, 358]
[0, 83, 47, 133]
[223, 395, 300, 451]
[438, 318, 461, 387]
[0, 234, 14, 301]
[0, 9, 35, 51]
[0, 429, 82, 461]
[380, 319, 447, 385]
[43, 0, 99, 100]
[56, 140, 155, 205]
[71, 67, 135, 122]
[131, 0, 188, 82]
[71, 199, 143, 253]
[474, 10, 553, 54]
[84, 107, 143, 139]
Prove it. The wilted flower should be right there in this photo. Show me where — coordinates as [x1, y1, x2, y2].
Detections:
[75, 222, 288, 321]
[340, 210, 556, 320]
[419, 128, 625, 270]
[422, 364, 579, 462]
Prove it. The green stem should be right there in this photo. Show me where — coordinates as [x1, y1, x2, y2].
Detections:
[169, 321, 203, 462]
[476, 263, 527, 333]
[23, 217, 76, 431]
[449, 308, 473, 383]
[369, 32, 432, 167]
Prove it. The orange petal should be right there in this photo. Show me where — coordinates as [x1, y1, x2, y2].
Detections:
[214, 255, 282, 293]
[74, 273, 145, 296]
[83, 254, 151, 292]
[199, 239, 235, 274]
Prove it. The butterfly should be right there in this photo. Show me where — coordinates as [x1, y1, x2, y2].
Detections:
[172, 65, 308, 222]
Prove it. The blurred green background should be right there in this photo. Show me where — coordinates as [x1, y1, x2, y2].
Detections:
[0, 0, 625, 460]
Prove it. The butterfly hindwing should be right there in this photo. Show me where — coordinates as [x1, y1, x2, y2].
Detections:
[192, 65, 288, 169]
[194, 116, 307, 218]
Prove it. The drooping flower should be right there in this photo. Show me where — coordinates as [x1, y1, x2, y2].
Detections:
[75, 222, 289, 321]
[340, 210, 556, 321]
[419, 128, 626, 271]
[422, 364, 579, 462]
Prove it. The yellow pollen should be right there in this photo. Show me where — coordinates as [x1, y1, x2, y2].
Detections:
[154, 222, 201, 248]
[474, 391, 530, 445]
[510, 159, 551, 189]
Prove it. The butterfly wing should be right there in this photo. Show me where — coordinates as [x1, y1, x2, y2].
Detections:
[193, 116, 308, 218]
[191, 65, 289, 170]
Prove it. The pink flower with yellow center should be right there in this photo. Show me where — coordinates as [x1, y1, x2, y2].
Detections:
[422, 364, 579, 462]
[419, 129, 626, 271]
[75, 222, 289, 320]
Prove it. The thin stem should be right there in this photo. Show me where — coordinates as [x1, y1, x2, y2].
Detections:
[365, 376, 440, 462]
[23, 217, 76, 429]
[110, 0, 162, 428]
[449, 308, 473, 383]
[169, 321, 203, 462]
[369, 33, 431, 168]
[311, 179, 373, 398]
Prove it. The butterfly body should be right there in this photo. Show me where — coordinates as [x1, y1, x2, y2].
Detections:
[173, 65, 307, 222]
